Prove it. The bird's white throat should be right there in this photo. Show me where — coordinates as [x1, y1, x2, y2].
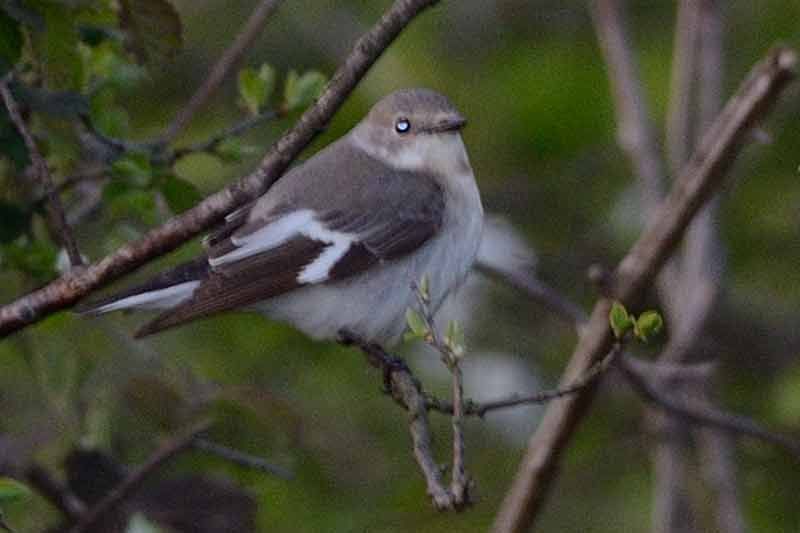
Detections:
[352, 128, 471, 177]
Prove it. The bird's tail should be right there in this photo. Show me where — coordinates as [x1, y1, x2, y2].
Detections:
[75, 257, 209, 317]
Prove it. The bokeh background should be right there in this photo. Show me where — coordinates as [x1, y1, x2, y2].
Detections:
[1, 1, 800, 531]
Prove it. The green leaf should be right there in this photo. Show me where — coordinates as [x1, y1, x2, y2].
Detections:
[125, 512, 163, 533]
[445, 319, 466, 358]
[0, 237, 57, 281]
[90, 88, 130, 138]
[119, 0, 182, 67]
[417, 275, 430, 303]
[159, 175, 201, 214]
[0, 201, 30, 243]
[111, 152, 152, 187]
[238, 64, 275, 115]
[284, 70, 326, 111]
[214, 137, 258, 164]
[0, 478, 31, 504]
[609, 300, 633, 339]
[634, 310, 664, 343]
[405, 308, 428, 338]
[0, 10, 22, 75]
[104, 186, 157, 225]
[28, 2, 82, 90]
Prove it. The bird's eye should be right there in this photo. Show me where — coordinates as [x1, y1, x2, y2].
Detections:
[395, 118, 411, 134]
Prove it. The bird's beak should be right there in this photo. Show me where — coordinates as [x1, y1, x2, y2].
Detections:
[426, 113, 467, 134]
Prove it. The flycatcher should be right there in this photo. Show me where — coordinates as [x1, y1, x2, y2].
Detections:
[81, 88, 484, 345]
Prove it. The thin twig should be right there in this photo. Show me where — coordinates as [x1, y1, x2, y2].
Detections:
[618, 355, 800, 457]
[170, 109, 282, 162]
[475, 263, 588, 330]
[426, 343, 621, 417]
[161, 0, 285, 144]
[0, 75, 83, 267]
[67, 419, 212, 533]
[492, 46, 797, 533]
[339, 331, 453, 510]
[411, 282, 471, 507]
[24, 464, 86, 521]
[0, 0, 443, 337]
[191, 437, 293, 480]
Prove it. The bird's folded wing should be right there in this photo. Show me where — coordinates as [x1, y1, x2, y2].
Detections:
[136, 165, 444, 337]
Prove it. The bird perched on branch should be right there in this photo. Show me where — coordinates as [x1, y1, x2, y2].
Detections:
[80, 88, 484, 345]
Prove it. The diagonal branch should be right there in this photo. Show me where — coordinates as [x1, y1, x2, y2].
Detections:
[67, 419, 211, 533]
[0, 75, 83, 267]
[491, 46, 796, 533]
[160, 0, 286, 144]
[0, 0, 443, 338]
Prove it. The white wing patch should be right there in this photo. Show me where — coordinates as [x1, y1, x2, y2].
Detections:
[90, 281, 201, 314]
[208, 208, 357, 285]
[297, 219, 356, 283]
[209, 210, 313, 267]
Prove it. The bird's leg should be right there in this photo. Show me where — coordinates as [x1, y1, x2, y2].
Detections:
[337, 329, 411, 393]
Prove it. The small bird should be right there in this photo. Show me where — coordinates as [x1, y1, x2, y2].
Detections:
[81, 88, 484, 345]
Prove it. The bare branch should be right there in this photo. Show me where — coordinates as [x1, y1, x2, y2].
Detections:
[24, 464, 86, 522]
[161, 0, 285, 144]
[427, 343, 620, 417]
[191, 437, 293, 479]
[475, 263, 588, 330]
[339, 331, 454, 510]
[618, 356, 800, 457]
[0, 0, 443, 338]
[67, 419, 212, 533]
[0, 75, 83, 267]
[491, 46, 796, 533]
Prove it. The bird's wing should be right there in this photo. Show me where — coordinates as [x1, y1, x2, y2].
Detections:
[135, 145, 444, 337]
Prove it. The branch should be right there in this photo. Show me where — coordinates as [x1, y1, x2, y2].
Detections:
[427, 343, 620, 417]
[191, 437, 293, 479]
[24, 464, 86, 522]
[475, 263, 588, 330]
[0, 75, 83, 267]
[339, 332, 454, 510]
[160, 0, 285, 144]
[67, 419, 212, 533]
[618, 355, 800, 457]
[0, 0, 443, 338]
[491, 46, 797, 533]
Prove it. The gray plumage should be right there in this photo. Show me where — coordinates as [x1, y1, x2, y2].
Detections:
[81, 88, 483, 345]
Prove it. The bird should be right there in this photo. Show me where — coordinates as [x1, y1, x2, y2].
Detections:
[80, 88, 484, 346]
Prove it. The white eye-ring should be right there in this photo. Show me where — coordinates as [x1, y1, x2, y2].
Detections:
[395, 118, 411, 134]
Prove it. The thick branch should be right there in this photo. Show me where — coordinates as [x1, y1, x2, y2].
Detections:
[67, 420, 211, 533]
[161, 0, 285, 143]
[0, 0, 442, 337]
[0, 76, 83, 267]
[491, 46, 796, 533]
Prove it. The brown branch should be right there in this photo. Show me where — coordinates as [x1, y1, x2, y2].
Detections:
[427, 343, 620, 417]
[475, 263, 588, 330]
[590, 0, 682, 327]
[24, 464, 86, 522]
[0, 75, 83, 267]
[67, 419, 212, 533]
[618, 356, 800, 457]
[491, 46, 797, 533]
[0, 0, 443, 338]
[339, 332, 454, 510]
[191, 437, 293, 479]
[160, 0, 285, 144]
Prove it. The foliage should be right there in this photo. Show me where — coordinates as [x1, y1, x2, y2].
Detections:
[0, 1, 799, 532]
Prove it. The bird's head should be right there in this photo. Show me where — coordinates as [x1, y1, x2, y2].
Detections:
[352, 88, 471, 175]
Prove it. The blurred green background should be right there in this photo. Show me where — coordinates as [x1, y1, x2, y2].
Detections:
[1, 1, 800, 531]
